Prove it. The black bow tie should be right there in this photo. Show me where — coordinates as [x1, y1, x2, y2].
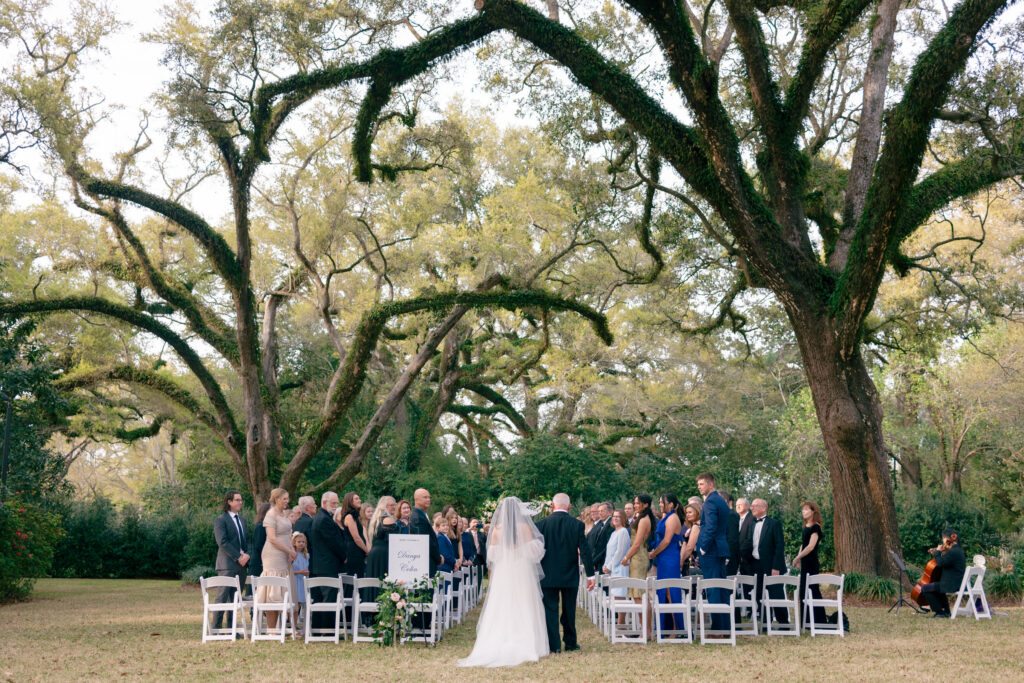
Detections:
[756, 517, 766, 523]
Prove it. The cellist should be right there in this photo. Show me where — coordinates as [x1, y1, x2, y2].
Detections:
[919, 528, 966, 618]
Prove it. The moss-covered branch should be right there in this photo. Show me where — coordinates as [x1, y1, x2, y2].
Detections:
[0, 297, 243, 448]
[461, 382, 533, 437]
[830, 0, 1010, 349]
[68, 165, 243, 292]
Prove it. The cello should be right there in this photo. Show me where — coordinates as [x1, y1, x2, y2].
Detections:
[910, 535, 954, 608]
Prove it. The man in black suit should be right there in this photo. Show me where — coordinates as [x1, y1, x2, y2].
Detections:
[292, 495, 315, 539]
[212, 490, 249, 630]
[462, 517, 487, 569]
[737, 497, 754, 575]
[920, 528, 966, 618]
[586, 502, 613, 576]
[309, 491, 346, 629]
[722, 491, 741, 575]
[536, 493, 594, 654]
[747, 498, 788, 625]
[409, 488, 443, 632]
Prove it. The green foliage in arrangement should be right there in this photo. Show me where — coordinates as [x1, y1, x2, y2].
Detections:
[0, 496, 63, 602]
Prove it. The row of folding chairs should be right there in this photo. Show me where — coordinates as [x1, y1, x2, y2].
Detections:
[201, 565, 485, 644]
[582, 569, 846, 646]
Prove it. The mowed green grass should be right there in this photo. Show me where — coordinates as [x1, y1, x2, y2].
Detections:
[0, 579, 1021, 681]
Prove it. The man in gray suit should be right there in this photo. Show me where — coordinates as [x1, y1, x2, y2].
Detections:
[213, 490, 250, 629]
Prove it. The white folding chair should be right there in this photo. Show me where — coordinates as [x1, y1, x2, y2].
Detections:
[438, 572, 454, 630]
[951, 566, 991, 620]
[351, 577, 382, 643]
[607, 577, 648, 644]
[405, 581, 442, 645]
[457, 567, 472, 622]
[463, 566, 477, 609]
[651, 577, 692, 643]
[804, 574, 844, 637]
[304, 577, 344, 643]
[696, 578, 736, 646]
[596, 575, 613, 638]
[200, 576, 247, 642]
[578, 564, 588, 609]
[762, 575, 800, 636]
[732, 574, 758, 636]
[240, 575, 254, 629]
[251, 575, 295, 642]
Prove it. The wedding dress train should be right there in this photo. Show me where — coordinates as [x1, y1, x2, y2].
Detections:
[457, 498, 549, 668]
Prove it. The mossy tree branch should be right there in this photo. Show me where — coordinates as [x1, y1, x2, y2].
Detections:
[0, 296, 244, 451]
[831, 0, 1012, 351]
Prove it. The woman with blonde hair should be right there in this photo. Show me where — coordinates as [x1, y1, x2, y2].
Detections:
[259, 488, 297, 632]
[366, 496, 399, 580]
[679, 503, 701, 575]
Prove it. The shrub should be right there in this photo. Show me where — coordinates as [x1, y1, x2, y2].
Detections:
[0, 496, 63, 602]
[896, 490, 1003, 567]
[181, 564, 215, 586]
[842, 572, 868, 597]
[858, 576, 898, 602]
[985, 572, 1023, 601]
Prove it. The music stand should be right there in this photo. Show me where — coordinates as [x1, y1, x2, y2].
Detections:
[888, 551, 926, 614]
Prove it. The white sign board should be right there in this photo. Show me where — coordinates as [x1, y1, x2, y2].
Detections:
[388, 534, 429, 584]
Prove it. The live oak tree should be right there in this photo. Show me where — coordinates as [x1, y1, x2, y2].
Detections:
[299, 0, 1021, 575]
[0, 1, 624, 503]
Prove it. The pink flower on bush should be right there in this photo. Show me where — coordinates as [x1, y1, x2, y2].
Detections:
[390, 591, 401, 601]
[396, 600, 406, 609]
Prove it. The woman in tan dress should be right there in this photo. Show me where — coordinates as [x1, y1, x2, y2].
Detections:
[260, 487, 297, 631]
[621, 494, 655, 638]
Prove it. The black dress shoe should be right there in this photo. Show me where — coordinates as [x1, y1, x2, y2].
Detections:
[932, 612, 950, 618]
[565, 645, 580, 651]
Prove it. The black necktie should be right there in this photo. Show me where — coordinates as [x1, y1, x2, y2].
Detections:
[234, 514, 245, 546]
[756, 517, 765, 523]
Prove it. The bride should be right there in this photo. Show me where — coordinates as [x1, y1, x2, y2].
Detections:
[457, 496, 549, 668]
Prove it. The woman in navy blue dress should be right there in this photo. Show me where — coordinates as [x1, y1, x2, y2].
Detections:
[649, 493, 683, 631]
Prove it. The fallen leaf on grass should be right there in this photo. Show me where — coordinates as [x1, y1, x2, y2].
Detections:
[149, 632, 161, 636]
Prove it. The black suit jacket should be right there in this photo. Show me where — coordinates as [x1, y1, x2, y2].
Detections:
[586, 519, 613, 576]
[726, 509, 741, 573]
[536, 511, 593, 587]
[409, 507, 442, 576]
[932, 543, 966, 594]
[293, 512, 313, 540]
[749, 516, 786, 574]
[738, 513, 755, 571]
[310, 508, 347, 578]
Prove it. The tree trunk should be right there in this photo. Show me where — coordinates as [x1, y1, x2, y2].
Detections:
[793, 315, 902, 576]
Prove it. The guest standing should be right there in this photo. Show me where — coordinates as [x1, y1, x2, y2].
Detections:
[436, 516, 457, 574]
[395, 499, 412, 533]
[696, 473, 731, 630]
[212, 490, 250, 630]
[679, 503, 701, 572]
[621, 494, 655, 638]
[581, 506, 594, 536]
[341, 492, 368, 577]
[259, 488, 297, 632]
[410, 488, 442, 576]
[293, 496, 315, 539]
[309, 491, 346, 629]
[747, 498, 788, 626]
[291, 531, 309, 633]
[650, 494, 683, 631]
[794, 501, 826, 627]
[248, 502, 271, 588]
[366, 496, 398, 580]
[737, 498, 754, 576]
[602, 509, 630, 597]
[586, 502, 613, 577]
[722, 491, 741, 576]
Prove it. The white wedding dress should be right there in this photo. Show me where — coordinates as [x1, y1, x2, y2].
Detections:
[457, 498, 550, 668]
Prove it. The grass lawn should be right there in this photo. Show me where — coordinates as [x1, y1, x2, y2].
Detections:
[0, 579, 1021, 681]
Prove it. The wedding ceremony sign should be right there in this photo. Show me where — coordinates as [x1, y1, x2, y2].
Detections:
[388, 534, 429, 583]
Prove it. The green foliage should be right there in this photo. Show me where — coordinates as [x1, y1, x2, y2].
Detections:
[51, 496, 217, 580]
[896, 489, 1004, 567]
[0, 496, 63, 602]
[984, 571, 1023, 601]
[494, 433, 626, 505]
[843, 572, 867, 596]
[858, 576, 898, 602]
[394, 449, 493, 516]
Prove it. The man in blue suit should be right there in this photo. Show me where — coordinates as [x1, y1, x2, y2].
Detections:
[696, 472, 732, 630]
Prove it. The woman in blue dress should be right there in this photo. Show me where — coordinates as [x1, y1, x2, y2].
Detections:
[649, 493, 683, 632]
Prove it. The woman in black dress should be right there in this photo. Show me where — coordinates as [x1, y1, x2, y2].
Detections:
[794, 500, 826, 627]
[366, 496, 398, 580]
[341, 492, 368, 577]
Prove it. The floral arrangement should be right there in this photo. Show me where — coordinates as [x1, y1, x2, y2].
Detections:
[372, 574, 441, 647]
[479, 496, 552, 522]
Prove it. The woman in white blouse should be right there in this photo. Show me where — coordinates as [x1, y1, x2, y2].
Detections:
[601, 509, 631, 597]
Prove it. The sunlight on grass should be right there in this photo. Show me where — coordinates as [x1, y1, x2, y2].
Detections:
[1, 579, 1021, 681]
